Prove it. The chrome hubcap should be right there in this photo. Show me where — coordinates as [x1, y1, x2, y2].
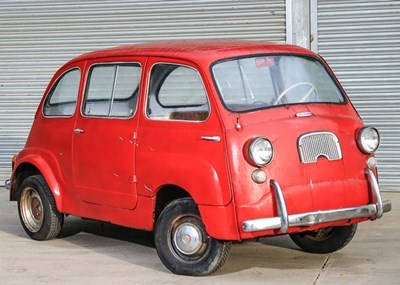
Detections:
[173, 222, 203, 255]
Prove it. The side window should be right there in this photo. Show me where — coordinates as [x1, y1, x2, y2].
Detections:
[147, 64, 209, 121]
[43, 68, 80, 116]
[83, 63, 141, 118]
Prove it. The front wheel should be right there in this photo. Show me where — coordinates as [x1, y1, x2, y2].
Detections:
[289, 224, 358, 254]
[18, 175, 64, 241]
[154, 198, 231, 276]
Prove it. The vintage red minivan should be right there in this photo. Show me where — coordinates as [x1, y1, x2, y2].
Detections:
[6, 40, 391, 276]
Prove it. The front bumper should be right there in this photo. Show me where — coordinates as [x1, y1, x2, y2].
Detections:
[242, 168, 392, 233]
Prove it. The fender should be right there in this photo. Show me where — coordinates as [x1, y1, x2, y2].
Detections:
[137, 152, 232, 206]
[14, 147, 65, 211]
[136, 153, 239, 239]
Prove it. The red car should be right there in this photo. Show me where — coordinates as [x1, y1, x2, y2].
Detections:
[6, 40, 391, 276]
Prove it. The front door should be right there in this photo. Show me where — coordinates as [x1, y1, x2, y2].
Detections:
[72, 60, 144, 209]
[136, 59, 231, 206]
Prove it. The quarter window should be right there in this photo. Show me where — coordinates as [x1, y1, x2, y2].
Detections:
[83, 63, 141, 118]
[43, 68, 80, 116]
[147, 64, 209, 121]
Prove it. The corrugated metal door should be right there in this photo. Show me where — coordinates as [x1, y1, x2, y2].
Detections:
[0, 0, 286, 184]
[316, 0, 400, 190]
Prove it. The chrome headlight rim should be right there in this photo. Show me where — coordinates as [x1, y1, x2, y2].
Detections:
[248, 137, 274, 167]
[357, 126, 380, 154]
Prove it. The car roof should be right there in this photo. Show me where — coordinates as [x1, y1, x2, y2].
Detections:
[66, 40, 315, 66]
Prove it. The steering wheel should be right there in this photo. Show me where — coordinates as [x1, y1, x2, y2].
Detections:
[273, 82, 317, 105]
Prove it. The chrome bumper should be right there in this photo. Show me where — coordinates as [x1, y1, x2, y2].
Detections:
[5, 178, 11, 190]
[242, 168, 392, 233]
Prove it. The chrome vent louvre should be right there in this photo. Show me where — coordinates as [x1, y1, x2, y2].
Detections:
[298, 132, 342, 164]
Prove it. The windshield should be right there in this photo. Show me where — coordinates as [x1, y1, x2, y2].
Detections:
[212, 55, 345, 112]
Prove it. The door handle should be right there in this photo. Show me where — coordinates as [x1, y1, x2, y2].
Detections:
[201, 136, 221, 142]
[74, 128, 84, 134]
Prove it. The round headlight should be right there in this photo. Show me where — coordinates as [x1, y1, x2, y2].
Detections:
[357, 127, 380, 154]
[248, 137, 273, 167]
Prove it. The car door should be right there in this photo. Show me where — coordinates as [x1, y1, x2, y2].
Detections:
[72, 58, 145, 210]
[136, 59, 231, 207]
[39, 65, 83, 187]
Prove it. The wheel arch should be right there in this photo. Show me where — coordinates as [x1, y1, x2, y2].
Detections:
[10, 162, 40, 201]
[11, 152, 63, 211]
[154, 184, 191, 222]
[153, 184, 239, 240]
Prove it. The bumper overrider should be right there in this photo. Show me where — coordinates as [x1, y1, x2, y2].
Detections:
[242, 168, 392, 233]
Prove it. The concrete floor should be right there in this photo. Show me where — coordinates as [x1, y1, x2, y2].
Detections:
[0, 188, 398, 285]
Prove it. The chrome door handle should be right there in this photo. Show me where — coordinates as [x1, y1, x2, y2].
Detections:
[74, 128, 84, 134]
[201, 136, 221, 142]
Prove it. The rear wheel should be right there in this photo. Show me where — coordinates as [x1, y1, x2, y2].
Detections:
[154, 198, 231, 276]
[289, 224, 357, 254]
[18, 175, 64, 240]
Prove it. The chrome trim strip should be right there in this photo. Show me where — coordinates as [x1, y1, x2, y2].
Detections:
[242, 170, 392, 233]
[5, 179, 11, 190]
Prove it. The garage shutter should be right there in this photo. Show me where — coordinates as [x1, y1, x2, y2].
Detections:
[317, 0, 400, 190]
[0, 0, 286, 184]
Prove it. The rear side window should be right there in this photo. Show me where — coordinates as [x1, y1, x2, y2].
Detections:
[43, 68, 80, 116]
[147, 64, 209, 121]
[83, 63, 141, 118]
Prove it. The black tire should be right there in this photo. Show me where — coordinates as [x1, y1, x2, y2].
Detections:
[289, 224, 358, 254]
[154, 197, 231, 276]
[17, 175, 64, 241]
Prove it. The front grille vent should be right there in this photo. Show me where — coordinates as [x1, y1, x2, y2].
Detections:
[298, 132, 342, 164]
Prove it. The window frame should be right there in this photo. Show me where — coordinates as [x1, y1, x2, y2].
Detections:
[145, 62, 211, 122]
[42, 67, 81, 118]
[81, 62, 142, 119]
